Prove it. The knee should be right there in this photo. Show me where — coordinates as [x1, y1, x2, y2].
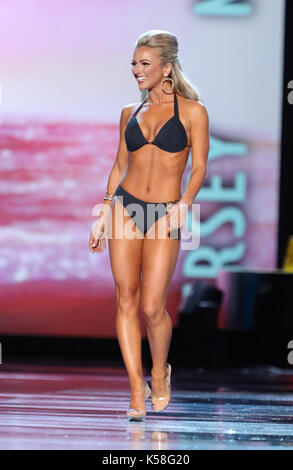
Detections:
[116, 285, 140, 314]
[141, 302, 164, 326]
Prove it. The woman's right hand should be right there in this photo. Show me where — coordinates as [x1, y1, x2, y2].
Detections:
[89, 206, 111, 254]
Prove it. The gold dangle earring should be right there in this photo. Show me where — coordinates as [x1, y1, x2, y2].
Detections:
[161, 73, 175, 94]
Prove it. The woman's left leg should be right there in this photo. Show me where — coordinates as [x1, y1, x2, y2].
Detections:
[140, 226, 180, 401]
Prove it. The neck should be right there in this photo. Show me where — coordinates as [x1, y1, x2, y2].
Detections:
[147, 85, 174, 104]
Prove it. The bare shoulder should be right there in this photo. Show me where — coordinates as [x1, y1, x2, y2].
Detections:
[120, 101, 141, 124]
[124, 101, 142, 109]
[123, 101, 141, 115]
[177, 96, 208, 128]
[185, 98, 208, 122]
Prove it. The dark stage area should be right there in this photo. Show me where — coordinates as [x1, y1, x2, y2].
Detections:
[2, 324, 292, 370]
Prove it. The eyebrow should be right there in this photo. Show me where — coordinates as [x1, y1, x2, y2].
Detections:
[131, 59, 151, 62]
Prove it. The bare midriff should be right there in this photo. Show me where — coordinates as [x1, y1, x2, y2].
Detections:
[120, 144, 190, 203]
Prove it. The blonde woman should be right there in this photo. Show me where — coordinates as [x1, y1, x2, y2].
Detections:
[89, 30, 209, 420]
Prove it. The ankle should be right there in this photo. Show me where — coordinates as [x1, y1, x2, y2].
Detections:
[151, 365, 168, 380]
[129, 377, 145, 390]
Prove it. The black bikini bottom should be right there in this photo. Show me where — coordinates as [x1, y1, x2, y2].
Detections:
[114, 184, 181, 237]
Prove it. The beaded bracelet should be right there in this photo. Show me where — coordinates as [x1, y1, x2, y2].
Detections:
[104, 190, 114, 202]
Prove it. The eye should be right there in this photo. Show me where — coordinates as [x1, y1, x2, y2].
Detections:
[131, 61, 150, 66]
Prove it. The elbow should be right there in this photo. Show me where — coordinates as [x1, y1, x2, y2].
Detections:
[199, 164, 207, 177]
[115, 161, 126, 177]
[191, 164, 207, 175]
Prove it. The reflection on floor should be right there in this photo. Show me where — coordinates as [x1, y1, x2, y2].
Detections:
[1, 361, 293, 450]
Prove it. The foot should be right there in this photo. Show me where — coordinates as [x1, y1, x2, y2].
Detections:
[127, 381, 151, 420]
[151, 363, 171, 412]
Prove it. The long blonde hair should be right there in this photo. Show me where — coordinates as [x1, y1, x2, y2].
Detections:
[135, 29, 203, 103]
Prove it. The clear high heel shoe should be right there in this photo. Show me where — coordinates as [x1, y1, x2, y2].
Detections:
[127, 381, 152, 421]
[151, 363, 171, 412]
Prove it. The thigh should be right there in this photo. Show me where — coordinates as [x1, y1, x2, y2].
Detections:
[140, 234, 180, 310]
[108, 197, 144, 298]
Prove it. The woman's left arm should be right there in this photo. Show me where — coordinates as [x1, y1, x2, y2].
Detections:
[166, 102, 210, 231]
[180, 102, 210, 209]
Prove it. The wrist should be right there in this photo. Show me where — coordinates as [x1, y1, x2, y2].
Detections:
[100, 201, 112, 216]
[180, 196, 193, 209]
[102, 200, 112, 207]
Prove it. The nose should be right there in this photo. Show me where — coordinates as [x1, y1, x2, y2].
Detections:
[132, 65, 142, 77]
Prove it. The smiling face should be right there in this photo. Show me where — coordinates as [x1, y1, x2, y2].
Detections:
[131, 45, 172, 91]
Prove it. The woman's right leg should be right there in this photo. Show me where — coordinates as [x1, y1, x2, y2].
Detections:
[108, 197, 145, 411]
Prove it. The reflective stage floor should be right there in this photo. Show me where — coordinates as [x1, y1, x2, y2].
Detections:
[0, 361, 293, 450]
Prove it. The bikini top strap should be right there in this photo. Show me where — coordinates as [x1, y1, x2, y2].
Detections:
[133, 97, 148, 118]
[174, 92, 179, 118]
[133, 94, 178, 118]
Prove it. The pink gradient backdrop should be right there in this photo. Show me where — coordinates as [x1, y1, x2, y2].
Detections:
[0, 0, 284, 337]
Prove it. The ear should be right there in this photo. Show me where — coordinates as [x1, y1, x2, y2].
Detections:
[163, 62, 173, 77]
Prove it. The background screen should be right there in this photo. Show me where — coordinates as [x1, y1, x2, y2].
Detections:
[0, 0, 285, 337]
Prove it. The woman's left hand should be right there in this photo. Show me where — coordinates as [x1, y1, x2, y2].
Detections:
[166, 200, 189, 231]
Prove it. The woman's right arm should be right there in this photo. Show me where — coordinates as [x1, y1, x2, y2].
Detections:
[100, 105, 130, 213]
[89, 105, 131, 252]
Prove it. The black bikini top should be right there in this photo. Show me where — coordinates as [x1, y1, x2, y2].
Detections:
[124, 92, 191, 153]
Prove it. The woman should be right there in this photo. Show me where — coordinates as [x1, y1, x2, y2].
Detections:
[89, 30, 209, 420]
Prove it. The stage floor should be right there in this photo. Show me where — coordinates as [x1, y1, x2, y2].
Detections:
[1, 360, 293, 450]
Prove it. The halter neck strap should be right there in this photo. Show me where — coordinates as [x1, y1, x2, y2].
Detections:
[133, 98, 148, 117]
[132, 92, 178, 118]
[174, 92, 178, 117]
